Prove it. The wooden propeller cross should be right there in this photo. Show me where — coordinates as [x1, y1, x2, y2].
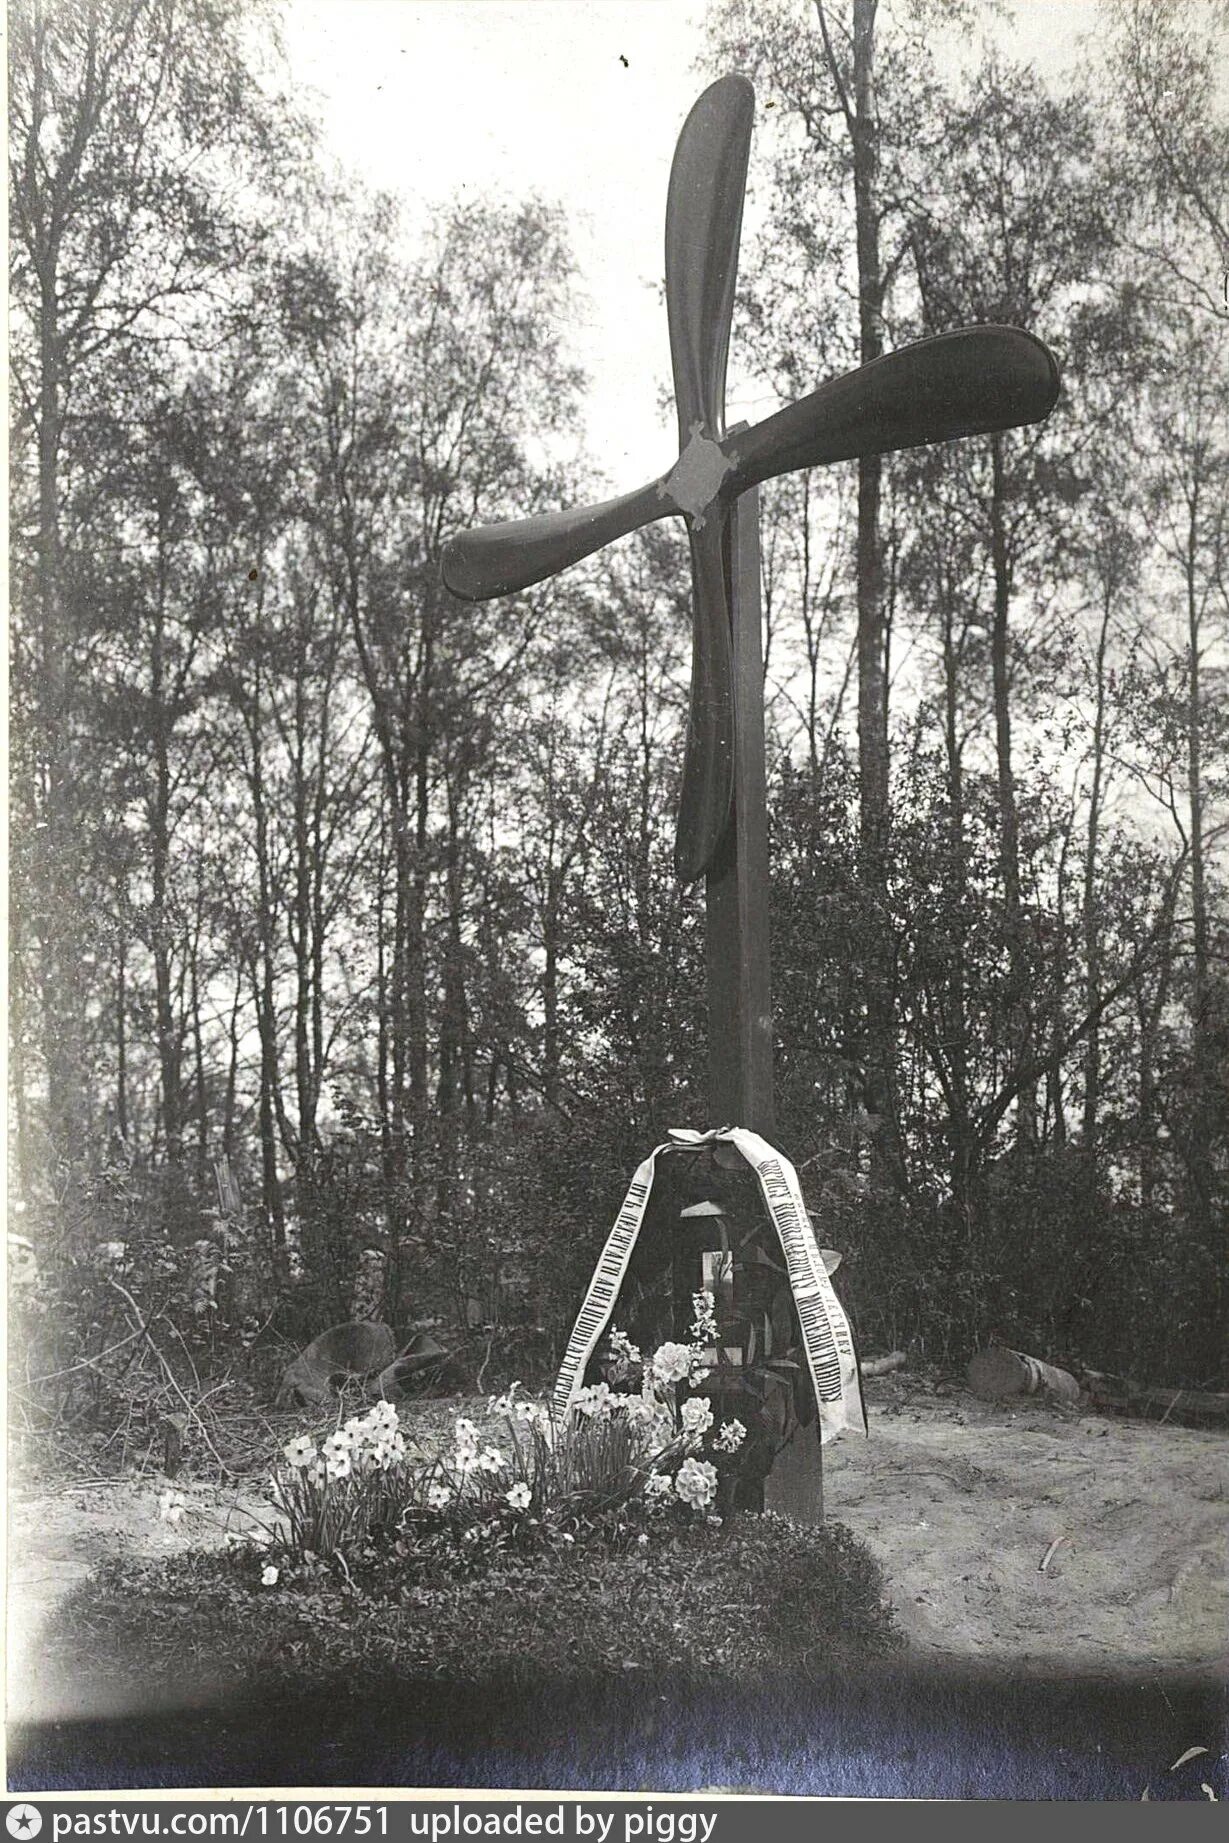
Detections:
[442, 73, 1059, 1518]
[442, 74, 1060, 892]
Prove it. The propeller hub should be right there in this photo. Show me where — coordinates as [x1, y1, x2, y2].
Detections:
[658, 423, 736, 526]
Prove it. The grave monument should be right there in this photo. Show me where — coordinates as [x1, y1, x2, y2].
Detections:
[442, 76, 1060, 1518]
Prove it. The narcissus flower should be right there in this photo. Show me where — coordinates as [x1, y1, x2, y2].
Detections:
[681, 1396, 714, 1437]
[713, 1418, 747, 1453]
[575, 1382, 614, 1417]
[283, 1435, 317, 1468]
[261, 1564, 279, 1586]
[673, 1457, 718, 1509]
[427, 1483, 453, 1510]
[608, 1327, 642, 1364]
[505, 1482, 532, 1510]
[651, 1342, 693, 1385]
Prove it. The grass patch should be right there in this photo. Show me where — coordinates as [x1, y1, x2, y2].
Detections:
[52, 1511, 899, 1701]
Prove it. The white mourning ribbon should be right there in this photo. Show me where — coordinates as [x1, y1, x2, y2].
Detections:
[551, 1126, 866, 1442]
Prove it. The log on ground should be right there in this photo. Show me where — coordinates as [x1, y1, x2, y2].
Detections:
[1081, 1372, 1229, 1429]
[967, 1346, 1081, 1406]
[861, 1351, 907, 1377]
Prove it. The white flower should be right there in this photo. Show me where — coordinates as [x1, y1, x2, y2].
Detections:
[261, 1564, 279, 1587]
[322, 1431, 352, 1464]
[428, 1483, 453, 1510]
[157, 1490, 186, 1525]
[690, 1289, 719, 1342]
[479, 1445, 506, 1472]
[713, 1418, 747, 1453]
[454, 1447, 479, 1475]
[283, 1435, 317, 1469]
[326, 1425, 355, 1450]
[575, 1382, 613, 1417]
[643, 1470, 673, 1499]
[674, 1457, 718, 1509]
[636, 1532, 649, 1547]
[687, 1347, 713, 1384]
[681, 1395, 714, 1437]
[454, 1417, 478, 1449]
[325, 1451, 352, 1480]
[608, 1327, 641, 1364]
[623, 1394, 656, 1428]
[343, 1415, 367, 1438]
[645, 1409, 677, 1456]
[505, 1482, 532, 1510]
[651, 1341, 693, 1385]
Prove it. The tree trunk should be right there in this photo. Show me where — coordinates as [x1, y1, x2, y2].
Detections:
[849, 0, 888, 863]
[822, 0, 900, 1185]
[1182, 480, 1213, 1235]
[35, 212, 88, 1166]
[189, 901, 209, 1185]
[989, 432, 1037, 1150]
[940, 571, 978, 1262]
[1082, 582, 1113, 1148]
[150, 517, 184, 1167]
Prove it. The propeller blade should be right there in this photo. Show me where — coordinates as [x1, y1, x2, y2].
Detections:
[665, 73, 755, 447]
[675, 514, 736, 883]
[728, 325, 1061, 489]
[441, 479, 668, 602]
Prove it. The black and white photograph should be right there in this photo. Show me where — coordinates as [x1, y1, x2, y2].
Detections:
[7, 0, 1228, 1802]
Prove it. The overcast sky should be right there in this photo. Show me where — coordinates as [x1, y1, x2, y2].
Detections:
[279, 1, 1094, 489]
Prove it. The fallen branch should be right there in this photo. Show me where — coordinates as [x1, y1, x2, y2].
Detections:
[105, 1277, 235, 1479]
[25, 1322, 147, 1385]
[1039, 1534, 1069, 1573]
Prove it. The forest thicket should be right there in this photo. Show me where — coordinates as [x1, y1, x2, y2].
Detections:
[9, 0, 1227, 1421]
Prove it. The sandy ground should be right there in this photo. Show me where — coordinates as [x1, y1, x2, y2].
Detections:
[6, 1377, 1226, 1725]
[823, 1374, 1227, 1679]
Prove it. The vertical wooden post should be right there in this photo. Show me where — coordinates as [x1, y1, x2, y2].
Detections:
[703, 483, 824, 1523]
[705, 486, 774, 1137]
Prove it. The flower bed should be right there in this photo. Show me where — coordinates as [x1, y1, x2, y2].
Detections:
[253, 1315, 762, 1579]
[43, 1318, 899, 1712]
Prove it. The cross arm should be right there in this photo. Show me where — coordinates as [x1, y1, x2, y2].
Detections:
[728, 325, 1060, 487]
[440, 478, 667, 603]
[440, 325, 1061, 604]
